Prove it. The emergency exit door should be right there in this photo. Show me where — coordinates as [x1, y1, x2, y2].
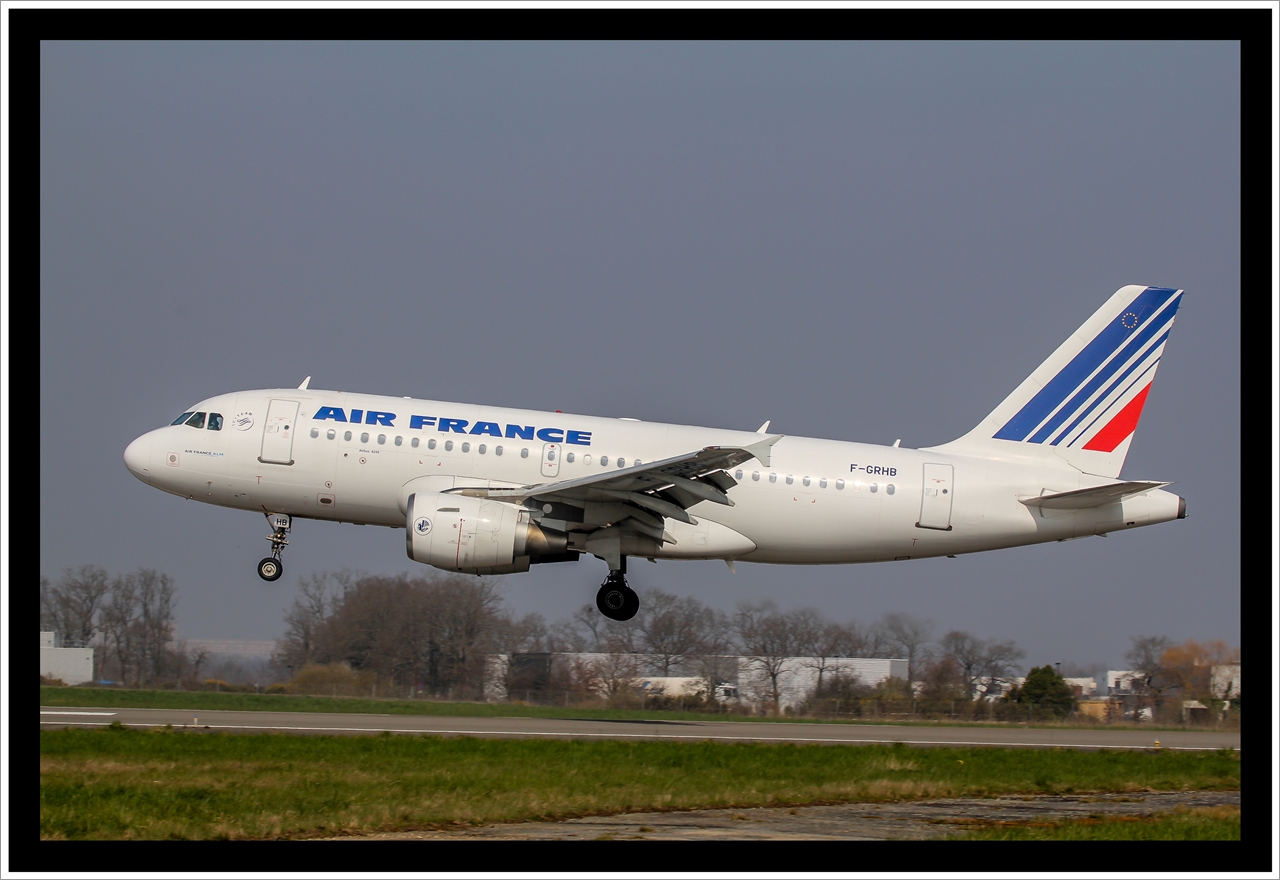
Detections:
[917, 462, 954, 530]
[259, 399, 299, 465]
[541, 443, 561, 477]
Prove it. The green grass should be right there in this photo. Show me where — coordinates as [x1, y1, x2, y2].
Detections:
[945, 805, 1240, 840]
[38, 687, 1212, 731]
[40, 726, 1240, 840]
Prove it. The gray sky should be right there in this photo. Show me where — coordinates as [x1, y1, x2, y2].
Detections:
[38, 40, 1241, 671]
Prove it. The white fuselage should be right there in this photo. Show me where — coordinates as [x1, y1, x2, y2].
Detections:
[124, 388, 1184, 568]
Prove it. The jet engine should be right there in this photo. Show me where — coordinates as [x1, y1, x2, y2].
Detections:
[405, 492, 569, 575]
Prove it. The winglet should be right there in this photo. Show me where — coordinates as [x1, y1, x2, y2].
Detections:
[757, 420, 771, 434]
[743, 434, 782, 468]
[297, 376, 311, 390]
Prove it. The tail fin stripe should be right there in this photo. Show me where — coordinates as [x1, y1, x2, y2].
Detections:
[1082, 383, 1153, 452]
[1029, 298, 1180, 444]
[993, 286, 1179, 442]
[1067, 358, 1159, 449]
[1050, 329, 1169, 446]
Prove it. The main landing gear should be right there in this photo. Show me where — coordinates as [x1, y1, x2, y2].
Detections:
[596, 558, 639, 621]
[257, 512, 291, 582]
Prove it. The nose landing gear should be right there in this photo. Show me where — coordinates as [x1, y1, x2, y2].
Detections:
[595, 558, 639, 621]
[258, 512, 290, 582]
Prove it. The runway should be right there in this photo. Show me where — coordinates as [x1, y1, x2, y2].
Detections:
[39, 706, 1240, 751]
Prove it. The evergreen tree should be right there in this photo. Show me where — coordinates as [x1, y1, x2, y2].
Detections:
[1017, 664, 1077, 718]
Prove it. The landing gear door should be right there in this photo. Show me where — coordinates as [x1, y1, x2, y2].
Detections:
[541, 443, 560, 478]
[259, 399, 300, 465]
[917, 462, 954, 530]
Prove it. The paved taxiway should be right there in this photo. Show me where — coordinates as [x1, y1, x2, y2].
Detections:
[40, 707, 1239, 751]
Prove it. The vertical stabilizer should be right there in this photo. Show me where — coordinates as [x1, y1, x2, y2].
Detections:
[923, 285, 1183, 479]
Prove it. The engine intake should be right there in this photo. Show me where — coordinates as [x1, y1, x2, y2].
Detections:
[406, 492, 568, 575]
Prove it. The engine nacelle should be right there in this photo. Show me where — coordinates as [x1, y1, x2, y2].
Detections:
[405, 492, 568, 575]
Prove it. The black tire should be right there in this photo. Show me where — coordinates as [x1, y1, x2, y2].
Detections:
[596, 583, 628, 619]
[257, 557, 283, 582]
[618, 587, 640, 622]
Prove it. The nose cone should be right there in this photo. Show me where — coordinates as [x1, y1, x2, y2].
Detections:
[124, 433, 152, 483]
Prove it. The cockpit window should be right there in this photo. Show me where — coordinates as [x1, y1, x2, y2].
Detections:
[171, 412, 194, 426]
[185, 412, 207, 429]
[207, 413, 223, 431]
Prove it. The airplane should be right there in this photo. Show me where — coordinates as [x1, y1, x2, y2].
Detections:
[124, 285, 1187, 621]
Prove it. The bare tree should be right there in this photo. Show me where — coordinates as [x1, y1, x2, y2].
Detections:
[882, 612, 934, 684]
[274, 572, 341, 671]
[41, 565, 112, 647]
[733, 601, 802, 714]
[855, 619, 897, 659]
[637, 589, 715, 676]
[101, 574, 139, 685]
[688, 607, 735, 702]
[793, 613, 850, 695]
[1126, 634, 1174, 720]
[134, 569, 178, 684]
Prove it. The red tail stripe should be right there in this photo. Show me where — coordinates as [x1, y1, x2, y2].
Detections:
[1082, 384, 1152, 452]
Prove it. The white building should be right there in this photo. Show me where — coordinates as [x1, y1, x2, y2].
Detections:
[1064, 677, 1097, 697]
[1210, 663, 1241, 700]
[736, 657, 907, 712]
[40, 632, 94, 685]
[1105, 670, 1145, 694]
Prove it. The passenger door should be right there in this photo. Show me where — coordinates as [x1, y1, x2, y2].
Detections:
[916, 462, 954, 530]
[259, 399, 300, 465]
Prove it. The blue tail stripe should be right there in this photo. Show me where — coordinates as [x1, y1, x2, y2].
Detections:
[993, 287, 1178, 442]
[1049, 328, 1170, 446]
[1067, 357, 1160, 448]
[1029, 296, 1181, 443]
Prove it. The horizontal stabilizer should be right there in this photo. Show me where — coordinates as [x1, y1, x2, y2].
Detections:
[1021, 481, 1171, 510]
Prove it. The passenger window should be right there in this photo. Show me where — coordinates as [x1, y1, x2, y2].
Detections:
[395, 436, 403, 446]
[495, 445, 503, 456]
[634, 460, 641, 466]
[547, 448, 556, 461]
[186, 412, 206, 429]
[785, 475, 794, 485]
[428, 438, 436, 449]
[377, 434, 386, 445]
[479, 444, 487, 454]
[207, 413, 223, 431]
[361, 432, 369, 443]
[344, 431, 353, 441]
[735, 470, 743, 480]
[461, 442, 471, 453]
[870, 483, 878, 493]
[769, 473, 777, 483]
[887, 484, 895, 495]
[445, 440, 454, 452]
[582, 454, 591, 465]
[310, 428, 319, 438]
[566, 452, 574, 463]
[617, 458, 626, 468]
[803, 477, 811, 487]
[752, 471, 760, 481]
[327, 429, 336, 440]
[411, 437, 419, 448]
[600, 456, 609, 467]
[521, 448, 529, 458]
[820, 478, 828, 489]
[171, 412, 194, 426]
[836, 479, 845, 490]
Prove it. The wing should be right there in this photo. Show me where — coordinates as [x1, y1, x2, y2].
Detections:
[450, 434, 781, 545]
